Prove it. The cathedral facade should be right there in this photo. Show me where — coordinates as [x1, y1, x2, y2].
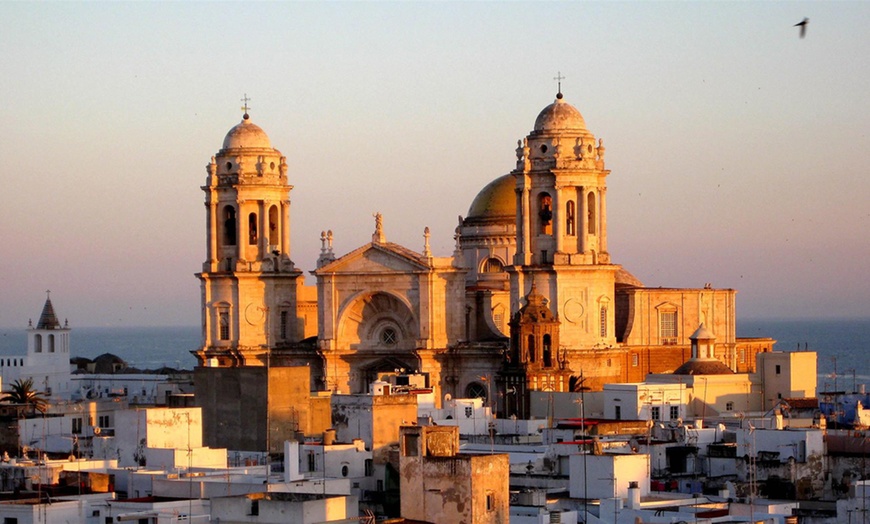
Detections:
[194, 93, 773, 430]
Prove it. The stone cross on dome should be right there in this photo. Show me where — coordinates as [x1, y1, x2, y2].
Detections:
[240, 93, 251, 120]
[553, 71, 565, 98]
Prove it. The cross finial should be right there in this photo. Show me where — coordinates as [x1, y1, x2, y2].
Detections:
[240, 93, 251, 120]
[46, 289, 51, 299]
[554, 71, 565, 97]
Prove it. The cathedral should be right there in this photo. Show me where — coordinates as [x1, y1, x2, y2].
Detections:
[193, 91, 773, 436]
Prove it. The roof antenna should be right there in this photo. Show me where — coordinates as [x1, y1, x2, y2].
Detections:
[554, 71, 565, 99]
[240, 93, 251, 120]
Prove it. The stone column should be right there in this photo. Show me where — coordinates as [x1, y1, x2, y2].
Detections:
[259, 200, 268, 260]
[238, 201, 248, 262]
[600, 187, 608, 254]
[515, 187, 524, 257]
[207, 200, 218, 265]
[282, 200, 291, 256]
[553, 186, 563, 253]
[580, 187, 588, 253]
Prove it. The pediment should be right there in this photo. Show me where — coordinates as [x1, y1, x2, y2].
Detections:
[316, 242, 430, 274]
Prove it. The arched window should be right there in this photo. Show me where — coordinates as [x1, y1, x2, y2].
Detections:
[587, 192, 597, 235]
[528, 334, 536, 363]
[279, 310, 289, 340]
[566, 200, 576, 236]
[599, 304, 608, 337]
[248, 213, 258, 245]
[219, 311, 230, 341]
[543, 334, 552, 367]
[538, 193, 553, 234]
[223, 206, 237, 246]
[466, 382, 488, 402]
[268, 205, 279, 248]
[482, 258, 504, 273]
[34, 334, 42, 353]
[48, 334, 55, 353]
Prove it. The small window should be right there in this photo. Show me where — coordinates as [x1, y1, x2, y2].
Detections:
[248, 212, 258, 245]
[632, 353, 639, 367]
[740, 349, 746, 363]
[223, 206, 237, 246]
[268, 205, 279, 246]
[660, 310, 678, 345]
[403, 434, 419, 457]
[587, 192, 597, 234]
[341, 465, 349, 477]
[34, 334, 42, 352]
[219, 312, 230, 341]
[775, 364, 781, 375]
[615, 406, 621, 420]
[486, 491, 495, 511]
[566, 200, 576, 236]
[365, 459, 373, 476]
[493, 311, 504, 332]
[538, 193, 553, 234]
[670, 406, 679, 420]
[726, 402, 734, 411]
[599, 306, 608, 337]
[280, 310, 289, 340]
[466, 382, 487, 401]
[381, 327, 397, 346]
[482, 258, 504, 273]
[527, 335, 536, 363]
[308, 451, 316, 472]
[48, 334, 55, 352]
[651, 406, 660, 421]
[543, 334, 552, 367]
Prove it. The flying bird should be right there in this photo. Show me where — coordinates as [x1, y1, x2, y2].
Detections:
[795, 17, 809, 38]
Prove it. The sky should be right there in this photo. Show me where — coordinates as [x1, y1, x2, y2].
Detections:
[1, 2, 868, 328]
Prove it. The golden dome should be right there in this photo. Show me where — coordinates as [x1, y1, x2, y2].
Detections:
[466, 174, 516, 221]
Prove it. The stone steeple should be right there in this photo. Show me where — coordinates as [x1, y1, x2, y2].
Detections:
[36, 292, 61, 330]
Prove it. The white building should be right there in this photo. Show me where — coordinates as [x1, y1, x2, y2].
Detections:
[1, 294, 74, 399]
[209, 492, 360, 524]
[603, 382, 687, 423]
[568, 452, 650, 500]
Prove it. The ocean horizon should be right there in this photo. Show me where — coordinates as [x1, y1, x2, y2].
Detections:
[0, 317, 867, 389]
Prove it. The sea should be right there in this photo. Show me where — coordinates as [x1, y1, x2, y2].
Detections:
[0, 318, 867, 389]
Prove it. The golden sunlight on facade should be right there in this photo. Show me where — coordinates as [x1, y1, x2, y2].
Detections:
[193, 92, 774, 449]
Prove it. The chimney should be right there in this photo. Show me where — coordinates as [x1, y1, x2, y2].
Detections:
[627, 481, 641, 509]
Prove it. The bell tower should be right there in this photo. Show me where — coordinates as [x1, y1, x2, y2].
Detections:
[509, 90, 618, 349]
[195, 108, 302, 367]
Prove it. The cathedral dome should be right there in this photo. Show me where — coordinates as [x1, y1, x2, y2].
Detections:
[466, 174, 516, 221]
[222, 115, 272, 150]
[672, 359, 734, 376]
[533, 94, 587, 132]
